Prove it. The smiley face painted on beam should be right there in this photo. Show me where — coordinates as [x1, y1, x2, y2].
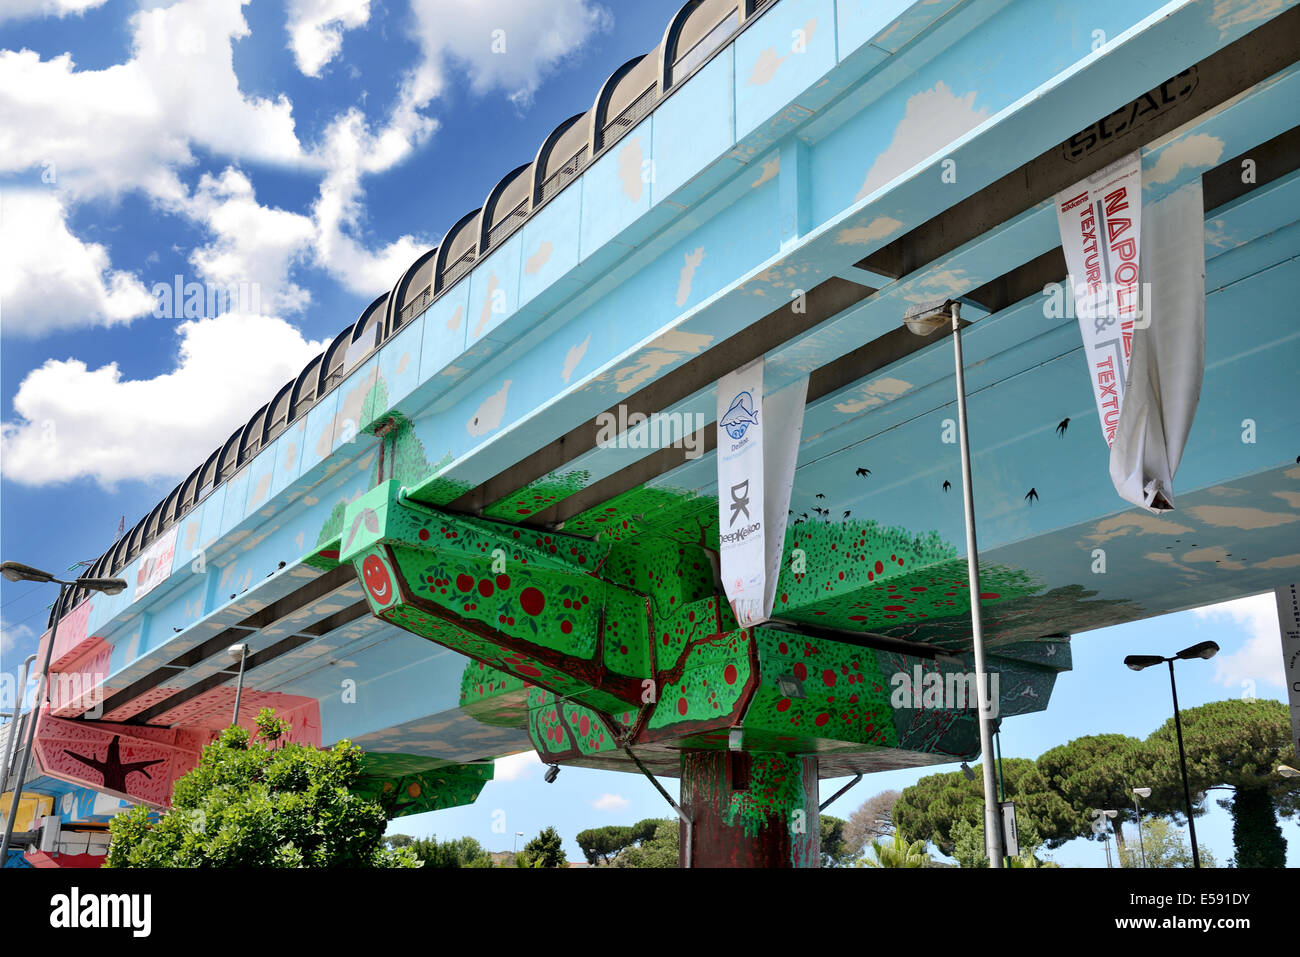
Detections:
[362, 554, 395, 607]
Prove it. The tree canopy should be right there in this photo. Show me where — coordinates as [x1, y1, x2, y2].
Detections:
[404, 834, 494, 868]
[576, 818, 661, 865]
[1141, 698, 1296, 867]
[893, 757, 1075, 856]
[843, 789, 900, 858]
[518, 826, 567, 867]
[106, 710, 418, 868]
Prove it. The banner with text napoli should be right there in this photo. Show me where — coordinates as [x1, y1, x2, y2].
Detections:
[1054, 150, 1142, 448]
[715, 360, 806, 627]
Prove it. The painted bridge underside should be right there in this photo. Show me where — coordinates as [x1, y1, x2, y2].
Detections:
[12, 0, 1300, 864]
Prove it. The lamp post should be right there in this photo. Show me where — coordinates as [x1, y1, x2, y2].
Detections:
[902, 298, 1003, 867]
[1132, 786, 1152, 868]
[227, 643, 249, 727]
[0, 654, 37, 798]
[0, 562, 126, 862]
[1123, 640, 1219, 869]
[1278, 765, 1299, 779]
[1097, 808, 1118, 867]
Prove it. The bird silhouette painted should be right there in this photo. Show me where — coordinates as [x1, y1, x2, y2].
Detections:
[1025, 487, 1039, 504]
[1056, 418, 1070, 437]
[815, 492, 826, 499]
[943, 480, 951, 492]
[64, 736, 165, 793]
[855, 467, 871, 477]
[842, 510, 851, 519]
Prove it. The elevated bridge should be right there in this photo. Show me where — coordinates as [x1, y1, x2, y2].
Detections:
[6, 0, 1299, 867]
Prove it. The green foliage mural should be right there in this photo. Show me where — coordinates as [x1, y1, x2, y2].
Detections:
[354, 753, 494, 819]
[483, 469, 593, 520]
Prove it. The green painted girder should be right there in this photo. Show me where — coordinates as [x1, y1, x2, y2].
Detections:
[340, 480, 1068, 775]
[340, 480, 657, 714]
[522, 625, 1068, 773]
[355, 753, 493, 819]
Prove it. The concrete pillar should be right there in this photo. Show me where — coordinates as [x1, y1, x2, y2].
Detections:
[679, 750, 819, 868]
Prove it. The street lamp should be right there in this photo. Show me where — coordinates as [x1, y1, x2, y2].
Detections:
[1098, 809, 1118, 867]
[1278, 765, 1299, 778]
[1132, 786, 1152, 868]
[1123, 640, 1219, 868]
[0, 561, 126, 862]
[227, 644, 249, 727]
[903, 298, 1003, 868]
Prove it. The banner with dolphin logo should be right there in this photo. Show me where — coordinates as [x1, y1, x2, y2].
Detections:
[716, 358, 807, 627]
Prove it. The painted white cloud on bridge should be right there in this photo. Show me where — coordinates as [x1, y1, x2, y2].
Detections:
[836, 216, 903, 246]
[856, 81, 989, 202]
[1185, 504, 1300, 530]
[1145, 133, 1224, 186]
[562, 334, 591, 384]
[610, 330, 714, 394]
[467, 379, 512, 437]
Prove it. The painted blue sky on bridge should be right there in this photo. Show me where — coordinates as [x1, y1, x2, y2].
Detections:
[0, 0, 1294, 868]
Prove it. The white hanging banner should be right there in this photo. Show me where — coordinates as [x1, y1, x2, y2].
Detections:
[1275, 585, 1300, 761]
[716, 359, 807, 627]
[1108, 180, 1205, 512]
[1054, 151, 1143, 448]
[134, 525, 179, 599]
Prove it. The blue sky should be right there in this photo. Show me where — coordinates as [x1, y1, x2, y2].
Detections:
[0, 0, 1294, 868]
[1, 0, 686, 660]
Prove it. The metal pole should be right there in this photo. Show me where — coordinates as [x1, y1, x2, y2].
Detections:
[819, 773, 862, 812]
[1167, 659, 1200, 868]
[1133, 793, 1148, 868]
[995, 729, 1010, 867]
[1, 583, 68, 862]
[231, 645, 248, 727]
[0, 654, 36, 797]
[949, 303, 1003, 868]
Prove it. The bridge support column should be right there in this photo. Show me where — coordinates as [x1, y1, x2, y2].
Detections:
[679, 750, 819, 868]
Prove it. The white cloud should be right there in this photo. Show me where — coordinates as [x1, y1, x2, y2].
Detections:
[0, 0, 307, 204]
[1, 619, 36, 660]
[184, 168, 316, 315]
[0, 0, 619, 319]
[285, 0, 371, 77]
[0, 312, 327, 486]
[404, 0, 612, 110]
[1191, 592, 1285, 689]
[0, 0, 108, 25]
[493, 750, 540, 782]
[0, 189, 156, 336]
[591, 792, 629, 811]
[310, 109, 433, 295]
